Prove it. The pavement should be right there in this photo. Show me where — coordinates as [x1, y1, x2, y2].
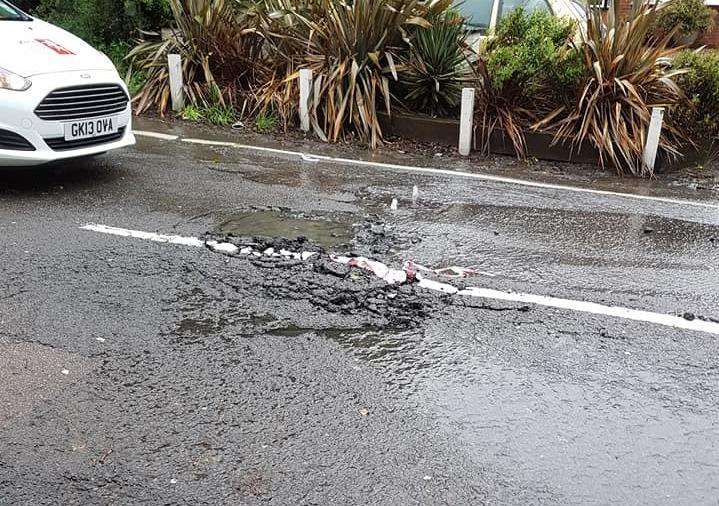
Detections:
[1, 117, 718, 505]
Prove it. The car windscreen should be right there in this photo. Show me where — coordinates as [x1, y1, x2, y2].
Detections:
[0, 1, 28, 20]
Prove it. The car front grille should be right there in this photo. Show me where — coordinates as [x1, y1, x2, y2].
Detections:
[45, 127, 126, 151]
[0, 129, 35, 151]
[34, 84, 130, 121]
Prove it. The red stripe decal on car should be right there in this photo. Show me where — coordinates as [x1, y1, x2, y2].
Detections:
[34, 39, 75, 55]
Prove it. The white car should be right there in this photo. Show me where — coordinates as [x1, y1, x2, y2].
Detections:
[0, 0, 135, 166]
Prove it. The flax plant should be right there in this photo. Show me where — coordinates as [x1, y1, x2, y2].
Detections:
[535, 0, 687, 176]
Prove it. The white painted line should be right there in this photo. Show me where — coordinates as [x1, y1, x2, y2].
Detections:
[134, 130, 180, 141]
[182, 137, 299, 157]
[173, 134, 719, 210]
[457, 287, 719, 336]
[80, 224, 204, 247]
[81, 223, 719, 336]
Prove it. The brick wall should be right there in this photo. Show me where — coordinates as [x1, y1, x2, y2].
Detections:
[613, 0, 719, 48]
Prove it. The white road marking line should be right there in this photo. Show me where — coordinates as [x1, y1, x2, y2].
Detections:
[457, 287, 719, 336]
[182, 137, 302, 157]
[80, 224, 204, 247]
[174, 135, 719, 210]
[81, 223, 719, 336]
[134, 130, 180, 141]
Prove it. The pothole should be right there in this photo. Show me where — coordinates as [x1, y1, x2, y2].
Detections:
[215, 210, 352, 249]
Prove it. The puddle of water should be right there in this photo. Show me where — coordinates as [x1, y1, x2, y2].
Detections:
[216, 211, 352, 249]
[265, 325, 438, 389]
[266, 326, 411, 362]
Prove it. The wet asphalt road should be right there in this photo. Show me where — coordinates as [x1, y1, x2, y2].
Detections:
[1, 118, 719, 504]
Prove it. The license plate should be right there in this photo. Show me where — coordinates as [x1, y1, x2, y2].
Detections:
[64, 116, 118, 141]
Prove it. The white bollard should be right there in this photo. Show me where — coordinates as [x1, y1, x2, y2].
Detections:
[299, 68, 312, 132]
[643, 107, 665, 171]
[167, 54, 184, 112]
[458, 87, 475, 156]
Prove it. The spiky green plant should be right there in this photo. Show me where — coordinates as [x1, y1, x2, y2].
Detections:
[254, 0, 452, 148]
[397, 10, 471, 117]
[473, 56, 534, 156]
[535, 0, 687, 176]
[127, 0, 265, 114]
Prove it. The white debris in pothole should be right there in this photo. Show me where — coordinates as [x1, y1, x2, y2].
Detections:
[96, 337, 106, 343]
[205, 240, 494, 297]
[206, 241, 239, 255]
[206, 240, 319, 262]
[61, 369, 69, 375]
[390, 198, 398, 211]
[331, 255, 407, 285]
[279, 249, 301, 260]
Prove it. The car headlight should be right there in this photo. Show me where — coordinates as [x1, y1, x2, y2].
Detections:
[0, 67, 31, 91]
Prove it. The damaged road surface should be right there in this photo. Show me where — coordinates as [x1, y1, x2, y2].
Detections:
[2, 119, 719, 504]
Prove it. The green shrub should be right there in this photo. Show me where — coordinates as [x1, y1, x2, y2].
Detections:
[181, 105, 203, 121]
[12, 0, 40, 11]
[178, 102, 236, 125]
[97, 41, 133, 72]
[125, 70, 147, 97]
[673, 49, 719, 135]
[486, 9, 583, 98]
[655, 0, 715, 43]
[95, 40, 147, 95]
[475, 8, 583, 157]
[255, 111, 278, 133]
[36, 0, 131, 45]
[202, 104, 237, 126]
[180, 104, 237, 126]
[125, 0, 172, 31]
[397, 10, 471, 117]
[35, 0, 172, 45]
